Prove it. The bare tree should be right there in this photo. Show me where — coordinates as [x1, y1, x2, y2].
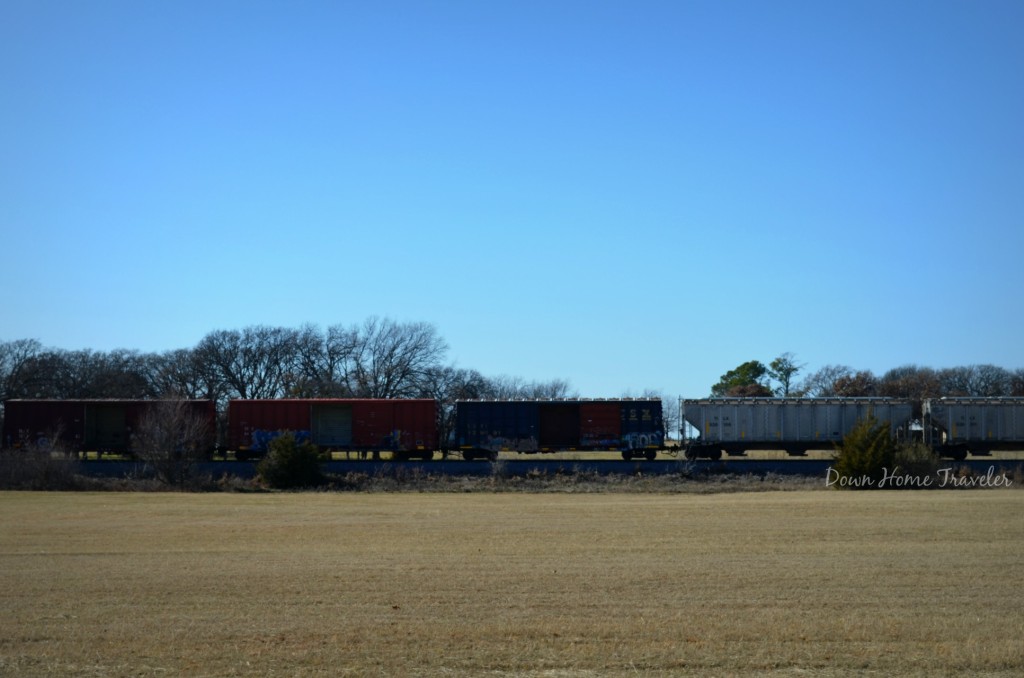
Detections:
[1011, 369, 1024, 397]
[195, 326, 300, 400]
[481, 374, 528, 399]
[938, 366, 970, 396]
[8, 349, 71, 398]
[132, 399, 213, 488]
[0, 339, 43, 401]
[52, 350, 108, 397]
[522, 378, 575, 399]
[86, 349, 155, 398]
[12, 348, 153, 399]
[878, 365, 941, 400]
[937, 365, 1010, 396]
[970, 364, 1010, 396]
[877, 365, 940, 419]
[147, 348, 221, 401]
[349, 318, 448, 398]
[290, 324, 359, 397]
[797, 365, 854, 397]
[832, 370, 879, 397]
[481, 375, 576, 400]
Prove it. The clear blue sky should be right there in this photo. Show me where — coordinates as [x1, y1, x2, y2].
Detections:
[2, 0, 1022, 397]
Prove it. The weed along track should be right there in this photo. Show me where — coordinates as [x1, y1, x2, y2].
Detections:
[1, 491, 1023, 676]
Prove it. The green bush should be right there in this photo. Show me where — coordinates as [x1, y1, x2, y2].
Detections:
[831, 412, 896, 489]
[256, 433, 325, 489]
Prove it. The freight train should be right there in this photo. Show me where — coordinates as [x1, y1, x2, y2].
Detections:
[3, 396, 1022, 461]
[217, 398, 664, 461]
[680, 397, 1024, 461]
[1, 397, 663, 460]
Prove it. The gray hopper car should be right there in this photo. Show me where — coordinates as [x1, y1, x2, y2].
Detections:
[924, 397, 1024, 459]
[680, 398, 915, 460]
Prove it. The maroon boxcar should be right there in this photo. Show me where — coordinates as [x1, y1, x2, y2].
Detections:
[579, 401, 622, 448]
[1, 399, 217, 455]
[227, 399, 437, 461]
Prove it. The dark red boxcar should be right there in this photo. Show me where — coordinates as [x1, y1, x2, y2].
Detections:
[579, 401, 622, 448]
[1, 399, 216, 455]
[227, 399, 437, 460]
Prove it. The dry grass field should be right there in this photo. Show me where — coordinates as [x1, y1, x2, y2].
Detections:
[1, 490, 1022, 677]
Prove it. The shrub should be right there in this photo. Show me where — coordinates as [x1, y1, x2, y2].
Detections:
[0, 442, 82, 491]
[256, 432, 324, 489]
[132, 399, 212, 489]
[893, 441, 942, 480]
[831, 412, 896, 489]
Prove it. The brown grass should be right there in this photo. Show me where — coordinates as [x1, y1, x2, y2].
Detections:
[1, 491, 1023, 676]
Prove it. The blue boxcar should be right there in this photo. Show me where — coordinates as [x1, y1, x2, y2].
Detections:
[455, 399, 663, 460]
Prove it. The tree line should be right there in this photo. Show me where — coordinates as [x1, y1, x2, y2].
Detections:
[711, 353, 1024, 399]
[6, 335, 1021, 407]
[0, 318, 576, 405]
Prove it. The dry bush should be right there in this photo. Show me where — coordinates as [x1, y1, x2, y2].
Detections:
[131, 399, 212, 488]
[892, 441, 943, 482]
[0, 447, 81, 490]
[0, 426, 83, 490]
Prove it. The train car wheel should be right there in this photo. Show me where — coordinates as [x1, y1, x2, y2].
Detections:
[644, 450, 657, 461]
[621, 451, 633, 461]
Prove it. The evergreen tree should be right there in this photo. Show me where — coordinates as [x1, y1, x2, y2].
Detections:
[831, 412, 896, 489]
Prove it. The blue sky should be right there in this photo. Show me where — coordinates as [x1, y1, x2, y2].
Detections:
[2, 0, 1022, 397]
